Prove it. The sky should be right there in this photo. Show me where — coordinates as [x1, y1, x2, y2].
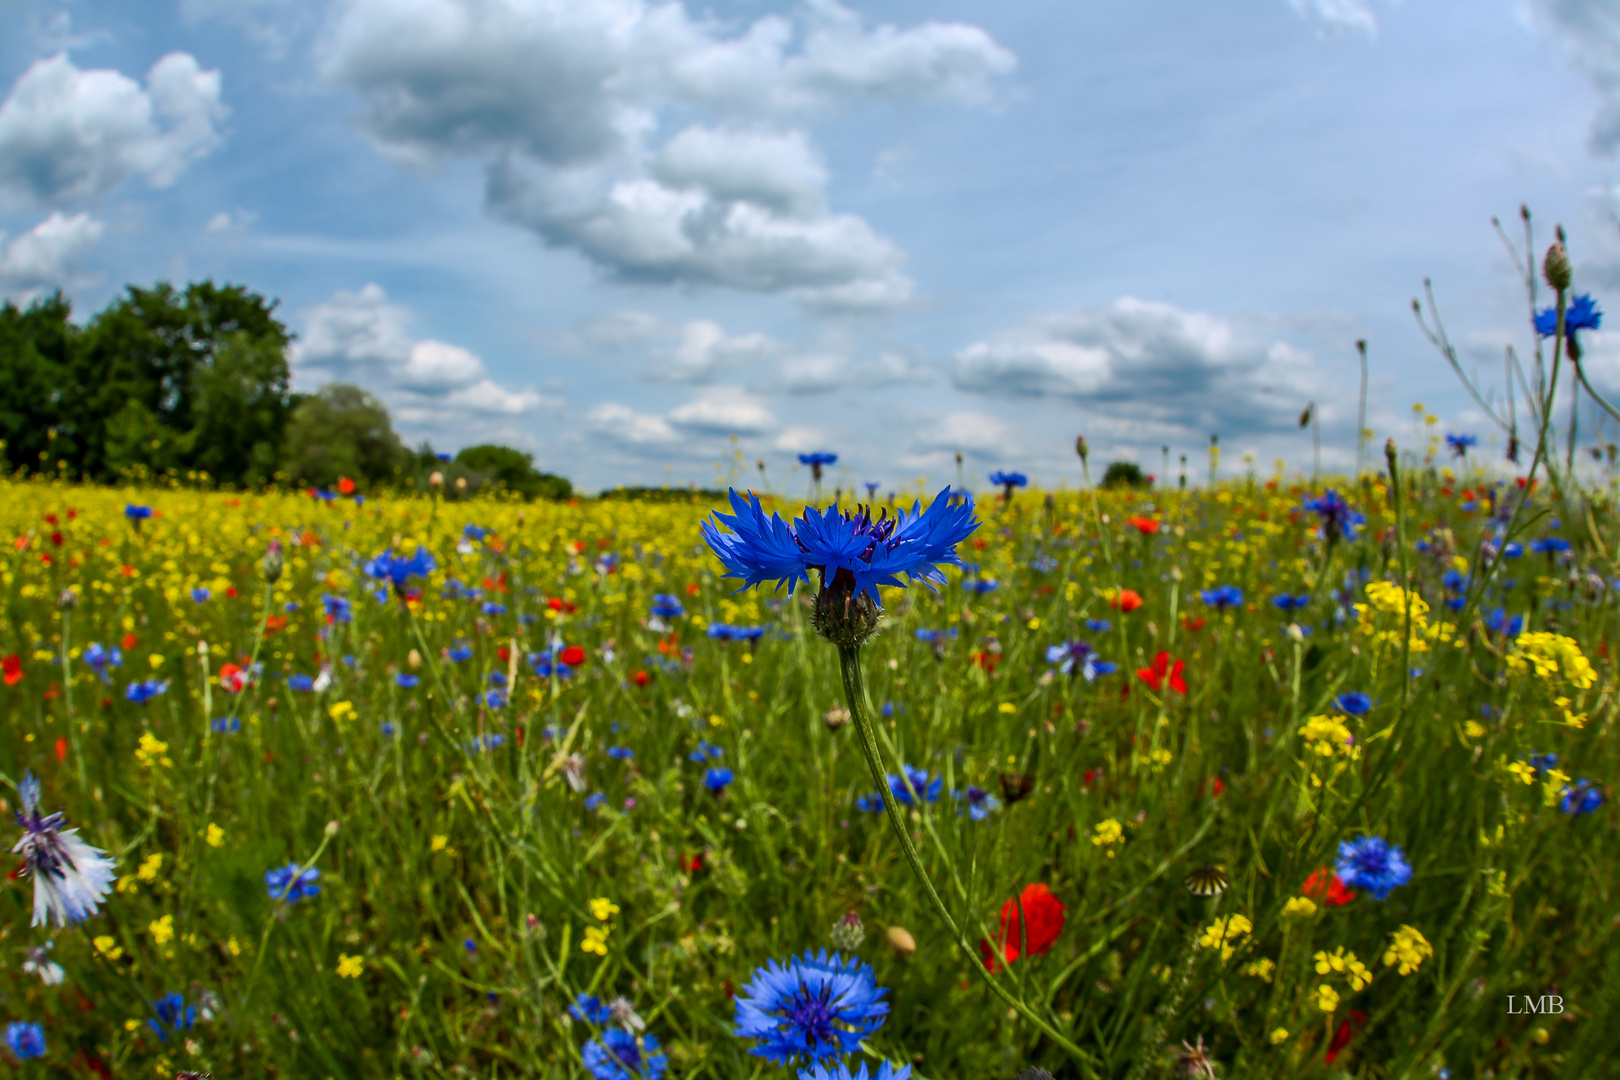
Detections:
[6, 0, 1620, 493]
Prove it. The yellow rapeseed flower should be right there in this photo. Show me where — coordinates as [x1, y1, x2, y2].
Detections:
[1197, 915, 1252, 961]
[149, 914, 175, 945]
[93, 935, 123, 960]
[205, 824, 224, 847]
[1091, 818, 1123, 858]
[134, 733, 171, 768]
[1269, 1028, 1290, 1044]
[1316, 984, 1340, 1012]
[590, 897, 620, 921]
[431, 835, 448, 852]
[329, 700, 357, 723]
[1300, 715, 1353, 758]
[137, 852, 164, 882]
[1506, 633, 1596, 688]
[336, 953, 365, 978]
[1506, 760, 1537, 786]
[1382, 925, 1433, 975]
[1282, 896, 1317, 917]
[1241, 957, 1276, 982]
[581, 926, 609, 955]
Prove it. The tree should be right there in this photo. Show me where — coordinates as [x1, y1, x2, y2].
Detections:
[0, 293, 76, 473]
[1100, 461, 1148, 489]
[281, 384, 410, 488]
[455, 444, 572, 500]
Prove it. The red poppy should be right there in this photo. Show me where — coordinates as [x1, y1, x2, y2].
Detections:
[49, 531, 62, 547]
[970, 649, 999, 675]
[560, 645, 587, 666]
[54, 737, 67, 763]
[218, 663, 248, 694]
[1209, 776, 1225, 798]
[1301, 868, 1356, 906]
[1325, 1009, 1368, 1063]
[1135, 651, 1187, 694]
[1124, 516, 1160, 536]
[119, 564, 136, 578]
[2, 654, 22, 686]
[337, 476, 356, 495]
[263, 615, 287, 635]
[1180, 615, 1205, 633]
[1109, 589, 1144, 613]
[685, 582, 701, 596]
[980, 883, 1066, 972]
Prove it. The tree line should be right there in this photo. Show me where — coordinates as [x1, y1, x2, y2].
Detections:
[0, 282, 570, 499]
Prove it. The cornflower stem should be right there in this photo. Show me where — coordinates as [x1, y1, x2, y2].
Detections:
[835, 643, 1094, 1070]
[59, 603, 88, 797]
[240, 826, 338, 1010]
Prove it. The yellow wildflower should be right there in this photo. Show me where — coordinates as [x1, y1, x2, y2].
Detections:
[1463, 720, 1486, 739]
[1382, 925, 1433, 975]
[1241, 957, 1276, 982]
[93, 935, 123, 960]
[1196, 915, 1253, 961]
[137, 852, 164, 882]
[149, 914, 175, 945]
[1282, 896, 1317, 917]
[329, 700, 357, 723]
[1269, 1028, 1290, 1045]
[430, 835, 448, 852]
[1506, 633, 1596, 688]
[134, 733, 171, 768]
[1300, 715, 1354, 758]
[1316, 984, 1340, 1012]
[998, 702, 1017, 714]
[581, 926, 609, 955]
[1506, 760, 1537, 786]
[1314, 947, 1371, 991]
[336, 954, 365, 978]
[590, 897, 620, 921]
[1091, 818, 1124, 858]
[205, 824, 224, 848]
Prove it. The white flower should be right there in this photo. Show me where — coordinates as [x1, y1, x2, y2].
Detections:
[311, 668, 332, 694]
[11, 772, 116, 927]
[22, 943, 64, 985]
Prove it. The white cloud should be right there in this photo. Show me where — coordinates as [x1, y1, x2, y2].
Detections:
[585, 401, 679, 444]
[319, 0, 1013, 309]
[1535, 0, 1620, 155]
[667, 387, 778, 434]
[205, 209, 258, 234]
[954, 297, 1332, 438]
[910, 411, 1015, 458]
[0, 52, 225, 204]
[0, 211, 104, 301]
[659, 319, 782, 383]
[1288, 0, 1382, 38]
[291, 283, 552, 428]
[773, 425, 826, 453]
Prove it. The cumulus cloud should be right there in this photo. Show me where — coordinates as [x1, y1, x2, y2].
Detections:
[577, 309, 783, 381]
[668, 386, 778, 434]
[1288, 0, 1381, 38]
[953, 297, 1332, 439]
[291, 283, 550, 425]
[0, 52, 225, 204]
[1534, 0, 1620, 155]
[0, 211, 104, 302]
[319, 0, 1013, 309]
[910, 410, 1015, 458]
[585, 402, 679, 444]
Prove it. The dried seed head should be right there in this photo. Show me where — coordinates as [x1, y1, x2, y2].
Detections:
[823, 706, 851, 731]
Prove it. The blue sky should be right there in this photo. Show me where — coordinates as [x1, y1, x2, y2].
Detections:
[5, 0, 1620, 492]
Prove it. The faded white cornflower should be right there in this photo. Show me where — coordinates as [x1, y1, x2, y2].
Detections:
[608, 996, 646, 1033]
[21, 942, 64, 985]
[11, 771, 116, 927]
[561, 755, 588, 793]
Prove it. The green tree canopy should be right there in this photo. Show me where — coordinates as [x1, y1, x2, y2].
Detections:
[454, 444, 572, 500]
[281, 384, 411, 488]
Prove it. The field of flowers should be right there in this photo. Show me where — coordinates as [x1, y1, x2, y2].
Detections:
[0, 461, 1613, 1080]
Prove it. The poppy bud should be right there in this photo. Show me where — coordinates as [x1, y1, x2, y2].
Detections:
[1074, 435, 1088, 464]
[1544, 242, 1572, 291]
[262, 540, 284, 584]
[884, 925, 916, 955]
[455, 477, 468, 492]
[823, 706, 851, 731]
[829, 911, 866, 951]
[429, 472, 444, 489]
[324, 819, 340, 837]
[408, 649, 422, 670]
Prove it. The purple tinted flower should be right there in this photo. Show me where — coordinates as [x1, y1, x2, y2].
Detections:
[5, 1021, 45, 1059]
[955, 785, 1000, 821]
[10, 770, 115, 927]
[1335, 835, 1412, 900]
[265, 862, 321, 903]
[1303, 489, 1364, 543]
[733, 949, 889, 1064]
[704, 767, 734, 793]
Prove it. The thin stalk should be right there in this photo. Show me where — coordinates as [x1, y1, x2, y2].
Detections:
[836, 644, 1094, 1070]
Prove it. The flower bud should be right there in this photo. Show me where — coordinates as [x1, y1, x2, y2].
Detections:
[324, 819, 340, 837]
[884, 925, 916, 955]
[1016, 1070, 1055, 1080]
[1000, 771, 1035, 804]
[1544, 242, 1572, 291]
[429, 471, 444, 489]
[1074, 435, 1088, 463]
[57, 589, 77, 610]
[822, 706, 851, 731]
[455, 477, 468, 492]
[408, 649, 422, 670]
[262, 540, 283, 584]
[829, 911, 866, 952]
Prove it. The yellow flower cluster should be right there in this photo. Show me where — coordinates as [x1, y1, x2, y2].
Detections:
[1382, 925, 1432, 975]
[136, 853, 164, 882]
[1314, 946, 1371, 991]
[1091, 818, 1124, 858]
[1300, 715, 1355, 758]
[1196, 914, 1252, 961]
[134, 733, 172, 768]
[1282, 896, 1317, 917]
[1240, 956, 1276, 982]
[1507, 633, 1597, 689]
[1356, 580, 1441, 652]
[336, 953, 365, 978]
[582, 926, 610, 956]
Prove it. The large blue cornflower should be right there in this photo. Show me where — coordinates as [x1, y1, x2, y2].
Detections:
[798, 452, 838, 467]
[1534, 293, 1602, 341]
[733, 950, 890, 1065]
[889, 765, 942, 806]
[1201, 585, 1244, 610]
[1445, 433, 1477, 458]
[582, 1029, 666, 1080]
[1335, 835, 1412, 900]
[1335, 692, 1372, 716]
[265, 862, 321, 903]
[703, 490, 976, 651]
[1560, 780, 1604, 816]
[5, 1021, 45, 1059]
[705, 767, 735, 794]
[797, 1060, 912, 1080]
[365, 547, 436, 593]
[988, 471, 1028, 488]
[1303, 490, 1364, 543]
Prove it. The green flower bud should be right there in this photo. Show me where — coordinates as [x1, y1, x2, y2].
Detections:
[1544, 242, 1572, 291]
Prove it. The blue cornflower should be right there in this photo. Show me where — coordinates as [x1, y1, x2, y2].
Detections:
[1530, 537, 1571, 554]
[1534, 293, 1602, 340]
[147, 992, 194, 1042]
[1445, 433, 1478, 458]
[988, 470, 1027, 487]
[584, 793, 607, 811]
[889, 765, 942, 806]
[323, 595, 353, 624]
[798, 452, 837, 468]
[1441, 569, 1467, 592]
[865, 482, 880, 498]
[124, 504, 152, 522]
[733, 949, 889, 1065]
[124, 679, 168, 704]
[570, 993, 614, 1023]
[1502, 542, 1524, 559]
[798, 1061, 911, 1080]
[488, 671, 507, 686]
[1272, 594, 1310, 611]
[1335, 692, 1372, 715]
[288, 674, 315, 692]
[364, 547, 437, 593]
[607, 746, 634, 760]
[284, 601, 300, 612]
[689, 741, 723, 763]
[707, 624, 765, 642]
[380, 722, 397, 737]
[481, 602, 508, 616]
[448, 645, 473, 662]
[190, 587, 210, 603]
[1086, 618, 1112, 632]
[914, 628, 957, 643]
[211, 717, 240, 733]
[396, 673, 420, 688]
[1201, 585, 1243, 610]
[651, 594, 685, 619]
[464, 524, 489, 542]
[436, 452, 452, 462]
[1303, 490, 1364, 543]
[1527, 752, 1558, 774]
[1335, 835, 1413, 900]
[954, 785, 1000, 821]
[83, 643, 122, 683]
[963, 578, 999, 595]
[701, 488, 977, 612]
[855, 793, 884, 814]
[704, 767, 735, 794]
[1560, 780, 1604, 816]
[265, 862, 321, 903]
[1044, 641, 1111, 681]
[5, 1021, 45, 1059]
[582, 1029, 667, 1080]
[484, 690, 507, 709]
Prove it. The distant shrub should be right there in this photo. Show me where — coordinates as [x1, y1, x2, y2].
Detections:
[598, 485, 727, 503]
[1101, 461, 1148, 489]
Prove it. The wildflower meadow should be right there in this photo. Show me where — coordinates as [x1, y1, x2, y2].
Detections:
[0, 429, 1615, 1080]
